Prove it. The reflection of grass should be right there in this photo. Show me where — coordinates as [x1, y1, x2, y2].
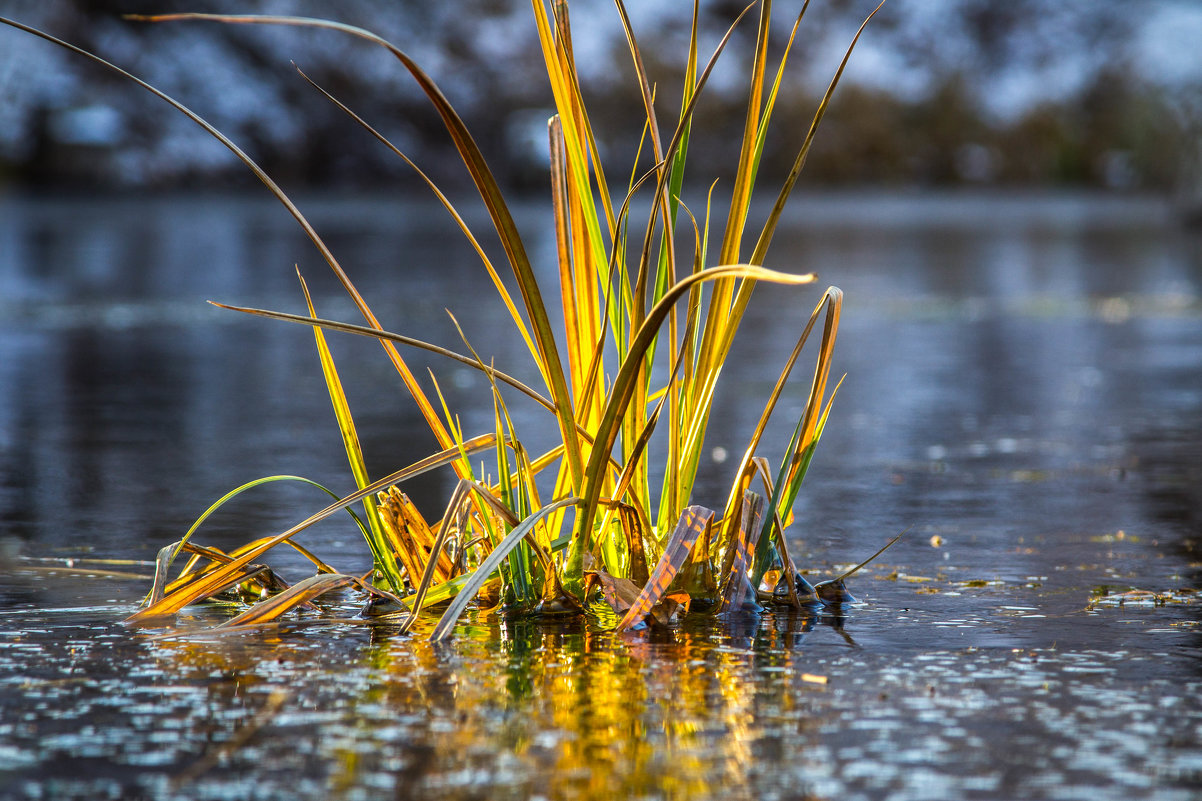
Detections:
[3, 2, 890, 638]
[354, 613, 832, 799]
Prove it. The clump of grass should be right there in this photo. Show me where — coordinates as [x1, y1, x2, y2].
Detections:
[1, 1, 896, 640]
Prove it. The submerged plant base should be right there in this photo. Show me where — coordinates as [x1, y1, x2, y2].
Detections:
[2, 1, 890, 640]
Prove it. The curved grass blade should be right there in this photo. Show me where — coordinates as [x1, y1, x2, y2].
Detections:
[148, 541, 238, 606]
[430, 497, 578, 643]
[132, 12, 585, 490]
[574, 263, 814, 561]
[214, 573, 359, 628]
[210, 301, 556, 413]
[150, 474, 362, 606]
[814, 528, 908, 605]
[716, 287, 841, 560]
[164, 473, 363, 574]
[293, 65, 540, 371]
[0, 16, 461, 456]
[125, 435, 496, 624]
[616, 505, 714, 631]
[147, 541, 182, 606]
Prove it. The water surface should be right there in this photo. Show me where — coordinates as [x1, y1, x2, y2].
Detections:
[0, 191, 1199, 800]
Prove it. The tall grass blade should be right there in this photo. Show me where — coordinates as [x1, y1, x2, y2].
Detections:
[750, 1, 887, 265]
[574, 264, 814, 564]
[299, 271, 404, 592]
[1, 15, 464, 456]
[294, 65, 541, 368]
[133, 12, 586, 490]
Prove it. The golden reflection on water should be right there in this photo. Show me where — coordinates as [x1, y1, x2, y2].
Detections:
[141, 609, 839, 799]
[351, 612, 830, 800]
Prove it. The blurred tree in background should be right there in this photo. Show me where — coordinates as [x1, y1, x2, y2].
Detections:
[1, 0, 1199, 196]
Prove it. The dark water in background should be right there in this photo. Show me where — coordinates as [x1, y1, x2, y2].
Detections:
[0, 190, 1200, 800]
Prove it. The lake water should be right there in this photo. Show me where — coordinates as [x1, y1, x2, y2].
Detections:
[1, 190, 1200, 800]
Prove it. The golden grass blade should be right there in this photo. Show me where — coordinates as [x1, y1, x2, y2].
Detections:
[125, 435, 496, 624]
[214, 573, 359, 628]
[656, 0, 701, 310]
[170, 565, 275, 615]
[226, 537, 337, 577]
[153, 542, 291, 605]
[534, 1, 613, 290]
[147, 475, 358, 607]
[549, 115, 581, 388]
[750, 1, 887, 266]
[397, 480, 477, 635]
[553, 0, 618, 239]
[717, 0, 772, 268]
[698, 3, 880, 407]
[612, 12, 757, 520]
[618, 504, 651, 586]
[751, 4, 809, 178]
[612, 0, 678, 323]
[430, 497, 578, 642]
[616, 505, 714, 631]
[376, 486, 453, 592]
[717, 286, 840, 540]
[299, 271, 405, 592]
[631, 1, 756, 322]
[791, 287, 842, 477]
[134, 12, 586, 490]
[574, 264, 814, 559]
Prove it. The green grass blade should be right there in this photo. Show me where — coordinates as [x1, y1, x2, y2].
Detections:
[165, 474, 369, 571]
